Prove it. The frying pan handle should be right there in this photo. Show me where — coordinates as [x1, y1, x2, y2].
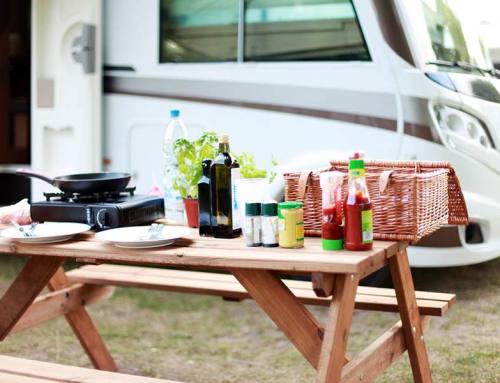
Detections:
[16, 168, 56, 186]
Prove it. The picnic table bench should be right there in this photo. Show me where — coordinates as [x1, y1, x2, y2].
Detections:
[0, 228, 455, 382]
[0, 354, 179, 383]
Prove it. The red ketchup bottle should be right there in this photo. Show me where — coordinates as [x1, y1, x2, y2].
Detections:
[320, 171, 344, 251]
[344, 152, 373, 251]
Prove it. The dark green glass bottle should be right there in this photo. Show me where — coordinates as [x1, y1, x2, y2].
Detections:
[198, 159, 212, 236]
[210, 135, 241, 238]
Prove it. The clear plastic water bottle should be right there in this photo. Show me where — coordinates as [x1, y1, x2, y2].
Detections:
[163, 109, 188, 224]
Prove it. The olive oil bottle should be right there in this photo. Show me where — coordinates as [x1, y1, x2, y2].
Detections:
[210, 135, 241, 238]
[198, 159, 212, 236]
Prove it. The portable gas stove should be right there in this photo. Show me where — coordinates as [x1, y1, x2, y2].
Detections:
[31, 187, 165, 230]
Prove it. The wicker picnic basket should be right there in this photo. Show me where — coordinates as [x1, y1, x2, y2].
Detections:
[284, 160, 468, 243]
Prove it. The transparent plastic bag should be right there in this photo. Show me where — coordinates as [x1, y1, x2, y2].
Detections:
[0, 199, 32, 225]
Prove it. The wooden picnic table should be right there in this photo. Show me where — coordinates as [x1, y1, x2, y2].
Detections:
[0, 229, 438, 382]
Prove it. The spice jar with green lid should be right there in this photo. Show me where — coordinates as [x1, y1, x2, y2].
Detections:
[278, 201, 304, 248]
[262, 201, 279, 247]
[244, 202, 262, 247]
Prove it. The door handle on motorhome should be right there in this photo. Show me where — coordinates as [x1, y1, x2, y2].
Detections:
[71, 45, 91, 55]
[71, 24, 96, 74]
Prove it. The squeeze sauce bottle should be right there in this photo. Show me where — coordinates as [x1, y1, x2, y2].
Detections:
[344, 152, 373, 251]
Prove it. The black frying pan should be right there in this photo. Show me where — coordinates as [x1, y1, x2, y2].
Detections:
[16, 169, 131, 194]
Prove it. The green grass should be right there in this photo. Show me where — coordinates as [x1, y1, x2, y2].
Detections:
[0, 256, 498, 382]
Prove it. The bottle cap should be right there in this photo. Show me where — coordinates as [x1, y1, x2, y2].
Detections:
[201, 159, 211, 176]
[245, 202, 261, 216]
[322, 238, 344, 251]
[349, 151, 365, 171]
[219, 134, 230, 144]
[262, 201, 278, 216]
[170, 109, 180, 117]
[277, 201, 303, 218]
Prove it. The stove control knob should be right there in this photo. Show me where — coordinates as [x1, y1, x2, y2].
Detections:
[96, 209, 108, 229]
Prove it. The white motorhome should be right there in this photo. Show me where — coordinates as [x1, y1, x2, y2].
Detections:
[9, 0, 500, 267]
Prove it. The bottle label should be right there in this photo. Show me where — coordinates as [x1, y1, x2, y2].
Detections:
[278, 219, 285, 232]
[164, 167, 185, 224]
[361, 209, 373, 244]
[296, 221, 304, 242]
[349, 169, 365, 177]
[231, 167, 241, 230]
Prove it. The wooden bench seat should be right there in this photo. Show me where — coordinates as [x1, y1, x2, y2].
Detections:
[0, 355, 179, 383]
[67, 265, 456, 317]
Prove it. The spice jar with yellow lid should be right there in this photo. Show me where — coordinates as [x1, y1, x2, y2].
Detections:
[278, 201, 304, 248]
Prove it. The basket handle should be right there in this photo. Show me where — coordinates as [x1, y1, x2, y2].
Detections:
[415, 162, 422, 173]
[379, 170, 393, 194]
[297, 171, 313, 200]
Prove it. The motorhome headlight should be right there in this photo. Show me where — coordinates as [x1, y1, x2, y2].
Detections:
[433, 105, 494, 150]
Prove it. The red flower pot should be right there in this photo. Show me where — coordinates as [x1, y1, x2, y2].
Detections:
[183, 198, 199, 228]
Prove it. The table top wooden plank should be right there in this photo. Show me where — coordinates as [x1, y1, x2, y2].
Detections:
[0, 227, 401, 274]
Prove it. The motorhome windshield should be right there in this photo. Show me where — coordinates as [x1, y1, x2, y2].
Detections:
[418, 0, 493, 74]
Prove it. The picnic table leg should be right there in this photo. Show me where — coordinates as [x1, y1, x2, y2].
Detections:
[232, 269, 325, 368]
[48, 268, 117, 372]
[316, 273, 359, 383]
[389, 247, 432, 383]
[0, 256, 63, 340]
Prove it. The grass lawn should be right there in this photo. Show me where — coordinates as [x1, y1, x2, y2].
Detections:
[0, 255, 498, 382]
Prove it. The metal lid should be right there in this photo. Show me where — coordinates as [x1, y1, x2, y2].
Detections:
[262, 201, 278, 216]
[277, 201, 303, 219]
[201, 159, 211, 177]
[278, 201, 303, 210]
[245, 202, 261, 216]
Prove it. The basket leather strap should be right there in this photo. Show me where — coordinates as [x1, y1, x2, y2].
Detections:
[379, 170, 393, 194]
[415, 162, 422, 173]
[297, 171, 313, 200]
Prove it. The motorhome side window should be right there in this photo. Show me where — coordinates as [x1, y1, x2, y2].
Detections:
[159, 0, 239, 63]
[244, 0, 370, 61]
[159, 0, 371, 63]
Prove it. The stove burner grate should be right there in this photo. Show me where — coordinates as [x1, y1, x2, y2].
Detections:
[43, 187, 136, 202]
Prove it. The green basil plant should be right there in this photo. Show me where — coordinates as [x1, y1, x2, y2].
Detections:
[172, 131, 277, 199]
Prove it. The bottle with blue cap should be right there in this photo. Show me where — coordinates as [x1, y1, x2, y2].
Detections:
[163, 109, 188, 223]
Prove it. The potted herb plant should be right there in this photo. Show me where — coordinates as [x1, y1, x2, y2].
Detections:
[172, 131, 218, 228]
[173, 131, 277, 228]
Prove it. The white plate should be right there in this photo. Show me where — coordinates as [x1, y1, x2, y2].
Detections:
[95, 226, 191, 248]
[1, 222, 91, 244]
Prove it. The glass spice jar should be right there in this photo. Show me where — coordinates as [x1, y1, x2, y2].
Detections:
[261, 201, 279, 247]
[278, 201, 304, 248]
[244, 202, 262, 247]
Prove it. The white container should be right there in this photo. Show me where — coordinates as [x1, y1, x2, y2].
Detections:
[236, 178, 270, 227]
